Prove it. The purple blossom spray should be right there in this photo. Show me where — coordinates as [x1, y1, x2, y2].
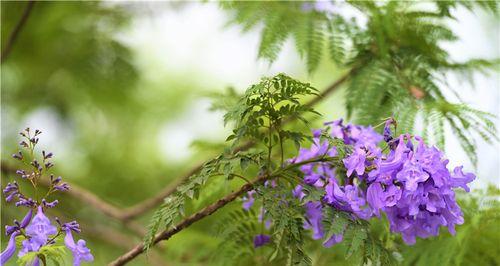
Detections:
[1, 128, 93, 266]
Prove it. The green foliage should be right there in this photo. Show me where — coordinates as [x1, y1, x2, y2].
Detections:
[222, 1, 499, 164]
[321, 207, 397, 266]
[225, 73, 320, 154]
[261, 184, 311, 266]
[143, 151, 265, 250]
[145, 73, 325, 254]
[221, 1, 340, 73]
[212, 209, 259, 265]
[17, 245, 67, 266]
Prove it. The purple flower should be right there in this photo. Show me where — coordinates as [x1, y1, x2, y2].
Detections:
[450, 166, 475, 192]
[3, 182, 20, 202]
[15, 196, 37, 208]
[19, 236, 46, 257]
[62, 221, 82, 233]
[326, 119, 345, 139]
[323, 232, 343, 248]
[366, 183, 385, 216]
[42, 199, 59, 208]
[343, 148, 366, 177]
[253, 234, 271, 248]
[293, 185, 306, 200]
[275, 119, 475, 247]
[18, 207, 57, 258]
[354, 126, 383, 149]
[396, 161, 429, 191]
[304, 201, 324, 239]
[64, 229, 94, 266]
[242, 190, 256, 210]
[378, 135, 408, 172]
[1, 231, 19, 264]
[25, 206, 57, 243]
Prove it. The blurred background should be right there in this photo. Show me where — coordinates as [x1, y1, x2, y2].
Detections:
[1, 2, 498, 265]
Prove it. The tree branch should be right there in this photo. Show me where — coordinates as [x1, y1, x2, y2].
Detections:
[1, 1, 35, 63]
[108, 156, 336, 265]
[108, 174, 268, 266]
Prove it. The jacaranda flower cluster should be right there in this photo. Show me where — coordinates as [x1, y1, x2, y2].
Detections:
[294, 118, 475, 245]
[1, 128, 93, 266]
[242, 118, 475, 247]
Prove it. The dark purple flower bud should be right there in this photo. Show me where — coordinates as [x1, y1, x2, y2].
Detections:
[3, 182, 19, 193]
[5, 225, 18, 236]
[30, 137, 39, 144]
[15, 197, 36, 208]
[19, 141, 29, 148]
[51, 175, 62, 184]
[62, 221, 81, 233]
[15, 170, 26, 176]
[43, 151, 53, 159]
[20, 209, 34, 228]
[45, 162, 54, 169]
[42, 199, 59, 208]
[3, 182, 20, 202]
[35, 129, 41, 135]
[5, 193, 18, 202]
[12, 152, 23, 160]
[253, 234, 271, 248]
[54, 183, 70, 191]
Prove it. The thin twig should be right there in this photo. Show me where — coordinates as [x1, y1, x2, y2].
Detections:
[1, 1, 35, 63]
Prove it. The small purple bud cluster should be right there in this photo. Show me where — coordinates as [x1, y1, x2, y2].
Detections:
[292, 119, 475, 245]
[1, 128, 93, 266]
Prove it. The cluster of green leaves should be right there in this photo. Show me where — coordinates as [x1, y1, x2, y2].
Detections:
[261, 183, 312, 266]
[145, 74, 334, 264]
[143, 150, 266, 250]
[212, 209, 260, 265]
[221, 1, 499, 165]
[16, 240, 67, 266]
[224, 73, 320, 162]
[400, 186, 500, 265]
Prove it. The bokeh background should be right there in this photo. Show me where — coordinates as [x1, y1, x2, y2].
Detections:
[1, 2, 498, 265]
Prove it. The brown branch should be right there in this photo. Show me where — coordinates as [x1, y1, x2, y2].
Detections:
[1, 1, 35, 63]
[108, 174, 268, 266]
[48, 209, 167, 266]
[109, 156, 335, 265]
[119, 164, 203, 220]
[305, 69, 355, 108]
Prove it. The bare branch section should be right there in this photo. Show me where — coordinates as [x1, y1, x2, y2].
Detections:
[1, 1, 35, 63]
[108, 174, 268, 266]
